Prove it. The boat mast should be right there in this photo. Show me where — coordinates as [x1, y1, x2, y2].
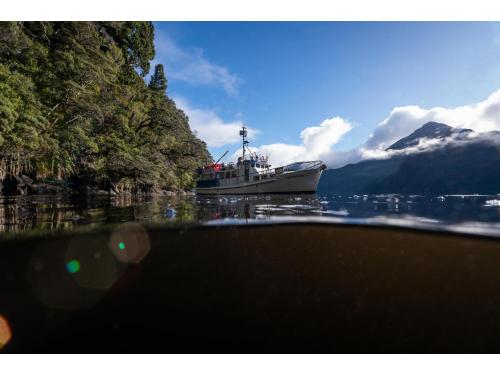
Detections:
[240, 126, 248, 160]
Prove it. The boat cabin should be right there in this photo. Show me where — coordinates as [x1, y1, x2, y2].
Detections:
[196, 156, 275, 188]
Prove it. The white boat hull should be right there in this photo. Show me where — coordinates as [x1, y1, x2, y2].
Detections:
[196, 167, 324, 195]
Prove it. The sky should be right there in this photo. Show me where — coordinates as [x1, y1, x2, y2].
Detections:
[152, 22, 500, 167]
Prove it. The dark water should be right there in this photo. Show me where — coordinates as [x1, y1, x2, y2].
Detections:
[0, 193, 499, 237]
[2, 193, 500, 353]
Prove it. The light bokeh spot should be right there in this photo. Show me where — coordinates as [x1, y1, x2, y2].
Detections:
[110, 223, 150, 264]
[66, 260, 80, 273]
[0, 315, 12, 351]
[65, 234, 126, 292]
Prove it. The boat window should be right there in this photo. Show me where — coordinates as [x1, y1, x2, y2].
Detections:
[256, 163, 260, 168]
[254, 176, 260, 181]
[262, 175, 267, 179]
[231, 171, 237, 178]
[226, 172, 231, 178]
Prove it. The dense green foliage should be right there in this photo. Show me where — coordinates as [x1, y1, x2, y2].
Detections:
[0, 21, 211, 193]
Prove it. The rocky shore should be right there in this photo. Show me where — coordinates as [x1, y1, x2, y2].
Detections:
[0, 175, 194, 197]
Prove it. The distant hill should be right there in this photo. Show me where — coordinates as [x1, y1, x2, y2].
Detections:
[317, 156, 404, 195]
[386, 121, 472, 150]
[318, 122, 500, 195]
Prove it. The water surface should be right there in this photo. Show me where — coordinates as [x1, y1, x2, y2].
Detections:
[0, 193, 499, 237]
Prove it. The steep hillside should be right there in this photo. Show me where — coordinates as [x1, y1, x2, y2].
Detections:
[317, 156, 404, 195]
[368, 138, 500, 194]
[0, 22, 212, 195]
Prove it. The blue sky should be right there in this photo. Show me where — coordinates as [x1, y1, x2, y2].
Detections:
[152, 22, 500, 167]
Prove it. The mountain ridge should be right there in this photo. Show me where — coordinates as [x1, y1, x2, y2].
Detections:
[386, 121, 473, 150]
[318, 121, 500, 195]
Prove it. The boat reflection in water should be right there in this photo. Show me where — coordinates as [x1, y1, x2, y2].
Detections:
[195, 194, 323, 222]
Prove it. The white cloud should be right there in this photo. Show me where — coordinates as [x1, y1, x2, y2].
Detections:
[301, 117, 353, 155]
[174, 97, 257, 148]
[321, 133, 478, 169]
[316, 89, 500, 169]
[365, 89, 500, 151]
[180, 86, 500, 169]
[359, 131, 483, 161]
[231, 117, 353, 167]
[323, 149, 364, 169]
[155, 33, 241, 96]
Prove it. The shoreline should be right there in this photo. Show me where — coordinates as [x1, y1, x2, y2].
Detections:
[0, 175, 195, 198]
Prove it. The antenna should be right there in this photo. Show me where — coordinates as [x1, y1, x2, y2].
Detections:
[240, 126, 248, 160]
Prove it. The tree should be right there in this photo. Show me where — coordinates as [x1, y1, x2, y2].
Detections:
[0, 21, 211, 193]
[149, 64, 167, 93]
[98, 21, 155, 77]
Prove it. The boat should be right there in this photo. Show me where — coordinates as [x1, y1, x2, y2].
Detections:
[195, 126, 327, 195]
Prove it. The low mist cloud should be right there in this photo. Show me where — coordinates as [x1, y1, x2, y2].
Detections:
[365, 89, 500, 151]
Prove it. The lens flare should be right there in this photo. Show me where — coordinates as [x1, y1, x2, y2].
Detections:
[0, 315, 12, 351]
[110, 223, 150, 264]
[66, 260, 80, 273]
[65, 234, 127, 291]
[28, 235, 124, 310]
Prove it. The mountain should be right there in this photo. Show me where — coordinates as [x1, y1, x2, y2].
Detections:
[317, 156, 405, 195]
[318, 122, 500, 195]
[0, 22, 212, 195]
[386, 121, 472, 150]
[367, 139, 500, 194]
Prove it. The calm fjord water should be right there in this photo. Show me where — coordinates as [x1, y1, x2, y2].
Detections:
[2, 192, 500, 353]
[0, 193, 499, 237]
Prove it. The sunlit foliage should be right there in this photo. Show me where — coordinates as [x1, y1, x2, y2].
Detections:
[0, 21, 211, 193]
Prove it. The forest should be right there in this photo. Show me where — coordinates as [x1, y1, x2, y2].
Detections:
[0, 21, 212, 195]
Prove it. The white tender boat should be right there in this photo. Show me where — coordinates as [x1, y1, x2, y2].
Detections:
[196, 127, 326, 195]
